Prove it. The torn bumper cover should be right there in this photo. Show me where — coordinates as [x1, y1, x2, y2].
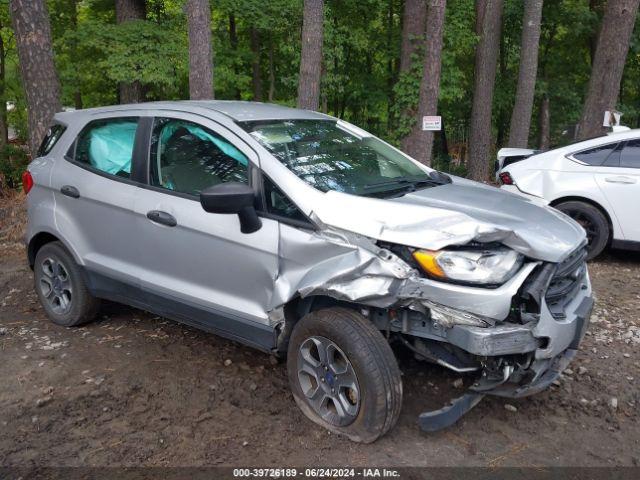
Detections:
[417, 290, 592, 432]
[474, 295, 593, 398]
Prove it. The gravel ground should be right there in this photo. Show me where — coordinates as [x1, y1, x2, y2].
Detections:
[0, 196, 639, 467]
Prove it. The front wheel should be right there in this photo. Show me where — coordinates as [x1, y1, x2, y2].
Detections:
[287, 307, 402, 443]
[555, 201, 609, 260]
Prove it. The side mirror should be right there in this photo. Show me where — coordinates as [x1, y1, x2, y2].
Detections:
[200, 182, 262, 234]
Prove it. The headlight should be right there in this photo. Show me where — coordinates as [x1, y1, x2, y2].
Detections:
[413, 247, 523, 285]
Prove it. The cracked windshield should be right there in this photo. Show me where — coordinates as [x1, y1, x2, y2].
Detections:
[242, 119, 439, 197]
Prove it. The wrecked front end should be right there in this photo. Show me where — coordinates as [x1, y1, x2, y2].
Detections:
[384, 244, 592, 430]
[271, 213, 593, 431]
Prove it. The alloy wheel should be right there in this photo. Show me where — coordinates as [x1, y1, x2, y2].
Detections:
[39, 257, 73, 315]
[565, 209, 599, 246]
[297, 336, 361, 427]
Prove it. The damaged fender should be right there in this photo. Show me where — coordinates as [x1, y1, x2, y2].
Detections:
[268, 219, 536, 325]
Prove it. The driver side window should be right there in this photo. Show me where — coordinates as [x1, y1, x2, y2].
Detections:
[150, 117, 249, 196]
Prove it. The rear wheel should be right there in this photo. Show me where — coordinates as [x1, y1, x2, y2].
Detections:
[555, 201, 609, 260]
[287, 307, 402, 443]
[34, 242, 100, 327]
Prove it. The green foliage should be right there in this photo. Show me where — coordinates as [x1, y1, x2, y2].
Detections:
[0, 0, 637, 192]
[0, 143, 29, 190]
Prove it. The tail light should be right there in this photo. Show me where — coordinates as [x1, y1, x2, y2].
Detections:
[499, 172, 514, 185]
[22, 171, 34, 194]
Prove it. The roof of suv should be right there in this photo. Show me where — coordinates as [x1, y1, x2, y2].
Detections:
[54, 100, 330, 123]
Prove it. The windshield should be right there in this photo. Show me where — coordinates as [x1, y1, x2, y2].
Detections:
[240, 119, 442, 197]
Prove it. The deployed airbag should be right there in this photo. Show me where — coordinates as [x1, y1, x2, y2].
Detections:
[88, 120, 138, 175]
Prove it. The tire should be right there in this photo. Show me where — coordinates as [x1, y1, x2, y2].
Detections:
[34, 241, 100, 327]
[555, 201, 609, 260]
[287, 307, 402, 443]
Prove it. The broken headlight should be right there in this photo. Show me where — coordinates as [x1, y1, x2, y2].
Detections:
[413, 247, 523, 285]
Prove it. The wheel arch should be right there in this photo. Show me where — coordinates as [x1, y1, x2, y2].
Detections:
[275, 295, 365, 356]
[549, 196, 615, 243]
[28, 231, 80, 269]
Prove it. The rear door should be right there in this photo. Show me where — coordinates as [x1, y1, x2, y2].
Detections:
[133, 113, 280, 348]
[51, 114, 149, 295]
[593, 139, 640, 241]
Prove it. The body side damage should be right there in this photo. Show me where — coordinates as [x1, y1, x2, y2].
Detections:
[268, 218, 538, 327]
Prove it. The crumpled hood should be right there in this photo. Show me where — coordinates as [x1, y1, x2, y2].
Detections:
[310, 177, 585, 263]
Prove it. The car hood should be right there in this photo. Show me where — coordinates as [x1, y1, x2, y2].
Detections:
[310, 177, 586, 263]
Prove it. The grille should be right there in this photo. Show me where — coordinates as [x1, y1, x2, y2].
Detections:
[545, 247, 588, 319]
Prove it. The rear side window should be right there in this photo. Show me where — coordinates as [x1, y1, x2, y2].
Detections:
[69, 117, 139, 178]
[37, 124, 66, 157]
[572, 143, 618, 166]
[621, 139, 640, 168]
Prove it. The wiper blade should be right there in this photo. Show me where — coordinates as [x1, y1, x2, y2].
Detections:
[363, 176, 435, 190]
[363, 172, 451, 190]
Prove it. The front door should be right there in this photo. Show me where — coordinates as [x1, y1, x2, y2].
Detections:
[594, 139, 640, 241]
[133, 114, 280, 348]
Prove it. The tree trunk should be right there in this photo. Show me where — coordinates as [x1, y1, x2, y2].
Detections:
[68, 0, 83, 110]
[396, 0, 427, 141]
[588, 0, 605, 65]
[475, 0, 486, 35]
[496, 26, 507, 148]
[400, 0, 447, 166]
[268, 40, 276, 101]
[115, 0, 145, 104]
[229, 14, 238, 50]
[538, 94, 550, 150]
[0, 19, 8, 147]
[577, 0, 640, 140]
[467, 0, 503, 182]
[228, 14, 241, 99]
[507, 0, 543, 148]
[250, 27, 263, 102]
[115, 0, 145, 22]
[399, 0, 427, 74]
[186, 0, 214, 100]
[297, 0, 324, 110]
[385, 0, 397, 131]
[9, 0, 62, 157]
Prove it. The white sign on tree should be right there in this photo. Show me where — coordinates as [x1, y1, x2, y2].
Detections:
[422, 116, 442, 131]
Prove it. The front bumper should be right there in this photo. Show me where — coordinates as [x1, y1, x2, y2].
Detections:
[417, 294, 593, 432]
[416, 252, 593, 431]
[474, 295, 593, 398]
[440, 267, 592, 359]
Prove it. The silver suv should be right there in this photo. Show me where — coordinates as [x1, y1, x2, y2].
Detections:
[25, 101, 593, 442]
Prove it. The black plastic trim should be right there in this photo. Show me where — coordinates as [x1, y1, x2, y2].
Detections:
[256, 171, 317, 230]
[82, 268, 277, 352]
[132, 116, 153, 184]
[611, 239, 640, 252]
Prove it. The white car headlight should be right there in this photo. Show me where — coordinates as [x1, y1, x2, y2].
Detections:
[413, 247, 524, 285]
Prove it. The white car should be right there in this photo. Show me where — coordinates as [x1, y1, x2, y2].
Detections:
[498, 129, 640, 259]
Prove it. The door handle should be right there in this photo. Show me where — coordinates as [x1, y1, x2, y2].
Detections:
[60, 185, 80, 198]
[146, 210, 177, 227]
[604, 176, 637, 184]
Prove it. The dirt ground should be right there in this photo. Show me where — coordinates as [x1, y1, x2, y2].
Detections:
[1, 195, 639, 467]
